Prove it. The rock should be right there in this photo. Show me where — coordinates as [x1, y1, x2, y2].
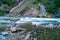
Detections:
[1, 32, 9, 36]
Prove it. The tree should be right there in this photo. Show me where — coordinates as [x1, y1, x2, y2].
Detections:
[54, 0, 60, 7]
[47, 5, 57, 14]
[0, 0, 17, 16]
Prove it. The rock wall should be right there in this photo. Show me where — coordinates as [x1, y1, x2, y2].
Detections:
[9, 0, 36, 17]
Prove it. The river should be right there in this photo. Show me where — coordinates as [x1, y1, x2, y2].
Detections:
[0, 17, 60, 25]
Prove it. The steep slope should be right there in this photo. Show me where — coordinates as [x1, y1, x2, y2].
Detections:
[9, 0, 36, 17]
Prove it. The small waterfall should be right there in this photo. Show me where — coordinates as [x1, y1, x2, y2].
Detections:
[39, 4, 46, 16]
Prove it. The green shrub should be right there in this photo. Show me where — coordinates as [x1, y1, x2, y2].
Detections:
[0, 28, 5, 32]
[47, 5, 57, 14]
[0, 10, 5, 16]
[33, 4, 40, 10]
[54, 0, 60, 7]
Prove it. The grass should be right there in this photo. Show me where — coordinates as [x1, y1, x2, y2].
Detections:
[20, 23, 60, 40]
[32, 27, 60, 40]
[0, 22, 60, 40]
[33, 4, 40, 10]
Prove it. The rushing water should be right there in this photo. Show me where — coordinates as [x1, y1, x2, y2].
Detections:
[39, 4, 46, 16]
[0, 17, 60, 25]
[0, 35, 5, 40]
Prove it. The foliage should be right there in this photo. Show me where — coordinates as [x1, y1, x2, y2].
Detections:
[54, 0, 60, 7]
[20, 23, 60, 40]
[0, 28, 5, 32]
[32, 27, 60, 40]
[33, 4, 40, 10]
[0, 0, 16, 7]
[46, 5, 57, 14]
[34, 0, 60, 14]
[0, 10, 5, 16]
[17, 20, 60, 40]
[0, 0, 17, 16]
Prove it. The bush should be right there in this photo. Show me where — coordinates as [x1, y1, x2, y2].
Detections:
[0, 10, 5, 16]
[33, 4, 40, 10]
[0, 28, 5, 32]
[47, 5, 57, 14]
[0, 0, 17, 16]
[54, 0, 60, 7]
[5, 0, 16, 7]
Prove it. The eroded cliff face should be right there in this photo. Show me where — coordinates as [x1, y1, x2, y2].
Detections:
[9, 0, 36, 17]
[22, 6, 40, 17]
[9, 0, 24, 17]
